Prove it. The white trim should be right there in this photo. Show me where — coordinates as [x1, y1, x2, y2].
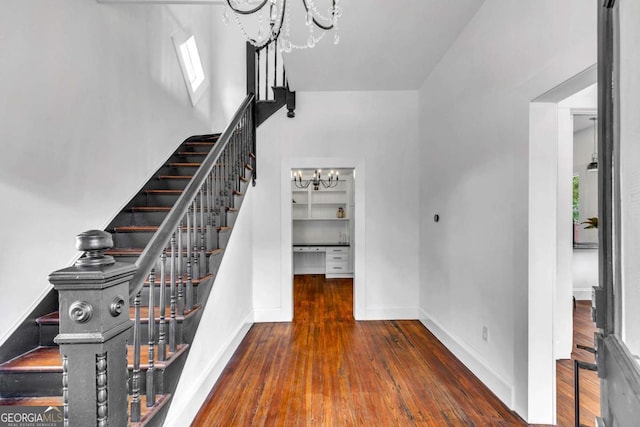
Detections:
[365, 307, 420, 321]
[573, 288, 593, 301]
[163, 317, 253, 427]
[419, 309, 514, 409]
[253, 308, 291, 323]
[282, 157, 366, 321]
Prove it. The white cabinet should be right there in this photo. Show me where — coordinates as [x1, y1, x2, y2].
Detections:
[292, 245, 352, 278]
[325, 246, 352, 278]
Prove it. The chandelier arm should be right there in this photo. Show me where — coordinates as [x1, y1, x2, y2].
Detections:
[226, 0, 270, 15]
[254, 0, 287, 52]
[301, 0, 336, 31]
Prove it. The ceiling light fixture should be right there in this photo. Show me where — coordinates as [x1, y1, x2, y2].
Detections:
[292, 169, 339, 191]
[223, 0, 342, 52]
[587, 117, 598, 172]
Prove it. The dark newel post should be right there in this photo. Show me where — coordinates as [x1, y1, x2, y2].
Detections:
[246, 42, 256, 96]
[49, 230, 135, 427]
[286, 89, 296, 118]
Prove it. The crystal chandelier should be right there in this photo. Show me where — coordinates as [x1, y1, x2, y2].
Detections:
[223, 0, 342, 52]
[293, 169, 339, 190]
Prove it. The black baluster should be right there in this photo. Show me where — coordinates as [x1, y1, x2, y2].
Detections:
[158, 250, 167, 361]
[146, 270, 156, 406]
[169, 234, 177, 353]
[130, 292, 141, 422]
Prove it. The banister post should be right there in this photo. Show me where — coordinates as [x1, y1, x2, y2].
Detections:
[49, 230, 135, 427]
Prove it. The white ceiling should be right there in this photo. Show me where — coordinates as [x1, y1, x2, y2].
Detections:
[282, 0, 485, 91]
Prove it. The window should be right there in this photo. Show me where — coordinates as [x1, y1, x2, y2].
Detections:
[172, 32, 208, 106]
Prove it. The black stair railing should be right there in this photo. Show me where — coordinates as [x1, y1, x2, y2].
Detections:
[247, 40, 296, 124]
[49, 94, 256, 426]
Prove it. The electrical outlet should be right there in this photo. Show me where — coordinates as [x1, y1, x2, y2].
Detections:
[482, 326, 488, 342]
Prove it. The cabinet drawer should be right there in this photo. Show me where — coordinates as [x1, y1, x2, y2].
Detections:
[293, 246, 324, 252]
[326, 254, 349, 262]
[326, 261, 350, 273]
[326, 247, 349, 254]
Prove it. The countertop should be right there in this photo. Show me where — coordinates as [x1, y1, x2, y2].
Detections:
[293, 243, 350, 247]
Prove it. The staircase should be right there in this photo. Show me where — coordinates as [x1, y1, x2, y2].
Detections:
[0, 97, 256, 426]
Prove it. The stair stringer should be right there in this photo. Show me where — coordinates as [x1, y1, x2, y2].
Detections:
[162, 183, 255, 427]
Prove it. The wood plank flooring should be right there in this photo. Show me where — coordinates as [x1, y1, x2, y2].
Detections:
[193, 275, 525, 426]
[555, 300, 600, 427]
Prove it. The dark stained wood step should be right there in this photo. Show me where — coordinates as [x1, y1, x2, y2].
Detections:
[167, 162, 201, 168]
[0, 394, 171, 427]
[144, 189, 183, 195]
[177, 151, 208, 156]
[105, 248, 224, 257]
[184, 141, 216, 146]
[0, 396, 63, 407]
[0, 344, 188, 373]
[37, 306, 201, 326]
[158, 175, 193, 180]
[144, 273, 213, 286]
[131, 206, 172, 212]
[113, 225, 215, 233]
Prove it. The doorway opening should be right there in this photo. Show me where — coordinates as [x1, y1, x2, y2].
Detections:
[290, 168, 355, 318]
[529, 66, 597, 423]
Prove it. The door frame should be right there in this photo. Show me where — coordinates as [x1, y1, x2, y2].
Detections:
[595, 1, 640, 425]
[282, 157, 366, 319]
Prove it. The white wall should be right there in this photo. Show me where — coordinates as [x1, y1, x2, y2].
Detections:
[252, 91, 420, 322]
[573, 248, 598, 300]
[417, 0, 596, 422]
[164, 186, 254, 426]
[0, 2, 219, 343]
[209, 6, 247, 130]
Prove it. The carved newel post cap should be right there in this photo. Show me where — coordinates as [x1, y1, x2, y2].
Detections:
[75, 230, 115, 267]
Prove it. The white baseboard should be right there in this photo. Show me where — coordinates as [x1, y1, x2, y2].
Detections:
[573, 288, 593, 301]
[253, 308, 291, 323]
[163, 316, 253, 427]
[364, 307, 420, 320]
[419, 309, 513, 410]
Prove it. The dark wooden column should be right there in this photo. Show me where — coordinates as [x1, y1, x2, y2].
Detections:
[49, 230, 135, 427]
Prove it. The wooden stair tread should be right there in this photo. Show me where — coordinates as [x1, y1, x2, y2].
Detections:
[131, 206, 172, 212]
[0, 345, 188, 373]
[177, 151, 208, 156]
[106, 248, 224, 257]
[184, 141, 216, 146]
[113, 225, 215, 232]
[144, 189, 183, 194]
[130, 393, 171, 427]
[158, 175, 193, 180]
[167, 162, 201, 167]
[0, 396, 63, 407]
[37, 305, 202, 325]
[144, 273, 213, 285]
[113, 225, 159, 232]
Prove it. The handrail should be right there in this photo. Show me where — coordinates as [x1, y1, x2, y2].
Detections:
[129, 94, 255, 297]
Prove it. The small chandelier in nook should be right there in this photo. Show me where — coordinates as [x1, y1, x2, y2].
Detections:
[587, 117, 598, 172]
[293, 169, 339, 190]
[223, 0, 342, 51]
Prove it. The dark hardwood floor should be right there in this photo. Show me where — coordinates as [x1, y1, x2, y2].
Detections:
[193, 275, 525, 426]
[555, 300, 600, 427]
